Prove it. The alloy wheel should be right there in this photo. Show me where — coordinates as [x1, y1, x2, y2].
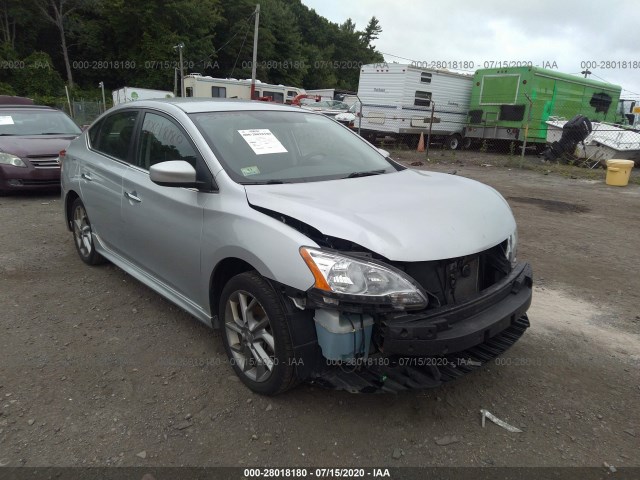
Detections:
[224, 290, 276, 383]
[73, 204, 93, 258]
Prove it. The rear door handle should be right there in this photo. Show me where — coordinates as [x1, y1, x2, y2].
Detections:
[124, 191, 142, 203]
[81, 172, 92, 181]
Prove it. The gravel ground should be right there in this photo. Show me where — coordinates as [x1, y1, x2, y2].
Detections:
[0, 157, 639, 468]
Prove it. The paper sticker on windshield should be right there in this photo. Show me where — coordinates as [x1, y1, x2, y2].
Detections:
[0, 116, 14, 125]
[238, 129, 287, 155]
[241, 166, 261, 176]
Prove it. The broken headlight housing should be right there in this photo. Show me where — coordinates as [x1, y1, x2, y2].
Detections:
[300, 247, 427, 310]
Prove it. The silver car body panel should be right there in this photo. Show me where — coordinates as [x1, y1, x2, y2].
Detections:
[244, 169, 516, 262]
[76, 148, 127, 254]
[61, 98, 515, 329]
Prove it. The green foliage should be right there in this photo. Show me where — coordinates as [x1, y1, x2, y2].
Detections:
[0, 0, 42, 53]
[7, 0, 385, 96]
[13, 51, 65, 96]
[0, 46, 64, 96]
[362, 16, 382, 47]
[0, 81, 15, 95]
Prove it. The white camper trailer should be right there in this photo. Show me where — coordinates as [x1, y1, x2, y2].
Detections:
[183, 75, 304, 104]
[112, 87, 174, 106]
[357, 63, 473, 149]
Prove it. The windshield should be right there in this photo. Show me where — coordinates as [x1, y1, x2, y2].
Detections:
[0, 109, 81, 136]
[300, 100, 349, 110]
[325, 100, 349, 110]
[190, 110, 400, 184]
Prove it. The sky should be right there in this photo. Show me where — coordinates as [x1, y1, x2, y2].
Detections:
[300, 0, 640, 99]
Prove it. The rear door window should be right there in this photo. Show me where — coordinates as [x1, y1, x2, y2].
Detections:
[90, 110, 138, 162]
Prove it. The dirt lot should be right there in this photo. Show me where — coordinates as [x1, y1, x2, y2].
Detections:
[1, 153, 639, 468]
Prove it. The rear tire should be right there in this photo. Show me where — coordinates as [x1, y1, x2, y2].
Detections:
[219, 271, 299, 395]
[461, 136, 473, 150]
[446, 134, 462, 150]
[71, 198, 106, 265]
[362, 131, 377, 144]
[405, 135, 420, 149]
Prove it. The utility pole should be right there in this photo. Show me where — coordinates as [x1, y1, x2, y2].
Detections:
[520, 93, 533, 167]
[174, 68, 178, 97]
[98, 81, 106, 112]
[174, 43, 185, 97]
[250, 4, 260, 100]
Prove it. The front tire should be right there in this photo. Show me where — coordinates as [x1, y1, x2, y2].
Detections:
[71, 198, 105, 265]
[219, 271, 298, 395]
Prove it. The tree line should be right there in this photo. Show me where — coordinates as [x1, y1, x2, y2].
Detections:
[0, 0, 384, 104]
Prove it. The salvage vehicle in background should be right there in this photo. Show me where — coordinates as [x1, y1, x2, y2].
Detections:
[464, 66, 622, 151]
[61, 98, 532, 395]
[0, 102, 81, 194]
[335, 102, 361, 129]
[299, 99, 351, 118]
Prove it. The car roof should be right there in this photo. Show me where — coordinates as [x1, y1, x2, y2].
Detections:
[121, 98, 303, 114]
[0, 105, 57, 111]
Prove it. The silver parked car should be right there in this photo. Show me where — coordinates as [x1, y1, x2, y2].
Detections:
[61, 99, 532, 395]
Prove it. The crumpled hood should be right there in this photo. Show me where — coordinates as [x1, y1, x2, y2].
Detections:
[0, 135, 77, 158]
[245, 169, 516, 262]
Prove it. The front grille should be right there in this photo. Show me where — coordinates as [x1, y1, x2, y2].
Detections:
[26, 155, 60, 169]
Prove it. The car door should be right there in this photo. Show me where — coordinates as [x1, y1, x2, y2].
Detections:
[80, 109, 138, 254]
[120, 110, 207, 301]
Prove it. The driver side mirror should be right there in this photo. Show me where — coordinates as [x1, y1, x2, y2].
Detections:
[377, 148, 390, 158]
[150, 160, 199, 188]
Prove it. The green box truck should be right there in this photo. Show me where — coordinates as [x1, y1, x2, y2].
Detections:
[463, 67, 622, 149]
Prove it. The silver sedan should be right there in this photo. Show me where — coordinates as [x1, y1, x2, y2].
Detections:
[61, 99, 532, 395]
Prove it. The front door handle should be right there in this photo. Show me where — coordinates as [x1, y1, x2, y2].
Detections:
[124, 191, 142, 203]
[81, 172, 92, 181]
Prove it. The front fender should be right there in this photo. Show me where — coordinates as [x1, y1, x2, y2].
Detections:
[199, 204, 317, 314]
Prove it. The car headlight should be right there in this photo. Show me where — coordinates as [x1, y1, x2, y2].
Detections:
[504, 230, 518, 265]
[0, 153, 27, 168]
[300, 247, 428, 310]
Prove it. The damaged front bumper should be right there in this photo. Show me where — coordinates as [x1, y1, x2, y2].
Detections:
[311, 314, 530, 393]
[297, 262, 533, 392]
[381, 262, 532, 356]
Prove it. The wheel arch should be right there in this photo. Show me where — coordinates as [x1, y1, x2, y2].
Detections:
[209, 256, 262, 329]
[64, 189, 80, 231]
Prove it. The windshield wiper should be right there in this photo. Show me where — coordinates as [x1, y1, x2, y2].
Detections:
[0, 133, 16, 136]
[242, 179, 290, 185]
[344, 169, 387, 178]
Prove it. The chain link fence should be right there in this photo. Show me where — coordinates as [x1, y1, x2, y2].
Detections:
[346, 101, 640, 168]
[57, 100, 104, 127]
[335, 69, 640, 169]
